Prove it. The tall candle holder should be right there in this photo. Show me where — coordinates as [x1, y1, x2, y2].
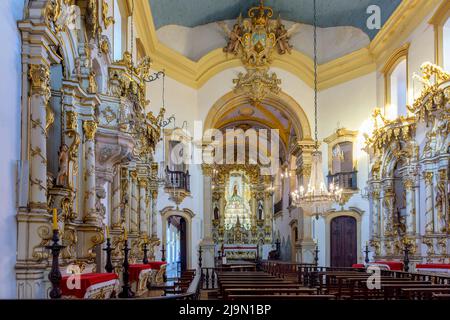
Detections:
[314, 245, 320, 266]
[103, 237, 114, 273]
[118, 239, 135, 298]
[161, 243, 166, 262]
[142, 242, 149, 264]
[403, 242, 411, 273]
[364, 243, 370, 265]
[45, 229, 66, 299]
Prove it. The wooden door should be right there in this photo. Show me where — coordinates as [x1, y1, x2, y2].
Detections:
[330, 216, 357, 267]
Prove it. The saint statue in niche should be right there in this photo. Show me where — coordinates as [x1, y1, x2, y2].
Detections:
[214, 205, 220, 220]
[258, 201, 264, 220]
[56, 144, 69, 186]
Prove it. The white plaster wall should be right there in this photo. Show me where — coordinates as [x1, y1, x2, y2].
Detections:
[146, 72, 203, 267]
[0, 0, 24, 298]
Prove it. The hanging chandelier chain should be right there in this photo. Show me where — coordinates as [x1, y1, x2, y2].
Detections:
[313, 0, 318, 150]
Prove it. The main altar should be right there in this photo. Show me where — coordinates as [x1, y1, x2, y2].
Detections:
[208, 165, 274, 261]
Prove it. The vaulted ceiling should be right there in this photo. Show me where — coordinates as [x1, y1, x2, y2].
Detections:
[148, 0, 402, 40]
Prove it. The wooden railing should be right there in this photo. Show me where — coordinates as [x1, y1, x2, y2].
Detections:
[327, 171, 358, 190]
[165, 166, 190, 192]
[200, 267, 218, 289]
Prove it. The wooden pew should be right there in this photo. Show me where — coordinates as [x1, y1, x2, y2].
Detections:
[228, 294, 336, 301]
[223, 288, 317, 299]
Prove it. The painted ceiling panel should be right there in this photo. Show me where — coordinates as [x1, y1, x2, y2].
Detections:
[148, 0, 402, 39]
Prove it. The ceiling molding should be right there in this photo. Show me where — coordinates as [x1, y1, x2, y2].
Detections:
[135, 0, 441, 90]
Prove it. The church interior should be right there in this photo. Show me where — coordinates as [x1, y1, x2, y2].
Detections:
[1, 0, 450, 302]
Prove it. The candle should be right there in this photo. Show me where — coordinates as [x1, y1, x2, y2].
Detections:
[106, 225, 110, 239]
[52, 208, 58, 230]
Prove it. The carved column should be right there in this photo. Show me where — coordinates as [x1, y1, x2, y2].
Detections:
[28, 64, 51, 212]
[138, 178, 148, 234]
[111, 169, 121, 227]
[151, 189, 158, 238]
[130, 171, 138, 234]
[83, 120, 98, 223]
[436, 170, 447, 233]
[382, 188, 394, 237]
[404, 178, 416, 235]
[424, 172, 434, 234]
[371, 188, 381, 237]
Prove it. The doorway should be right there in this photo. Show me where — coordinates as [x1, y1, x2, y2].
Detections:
[330, 216, 357, 267]
[166, 216, 187, 278]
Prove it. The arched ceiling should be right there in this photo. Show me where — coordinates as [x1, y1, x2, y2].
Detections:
[148, 0, 402, 40]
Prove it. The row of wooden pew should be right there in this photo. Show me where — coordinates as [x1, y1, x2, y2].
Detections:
[213, 263, 450, 300]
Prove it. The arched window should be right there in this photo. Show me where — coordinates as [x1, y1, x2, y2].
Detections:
[444, 18, 450, 72]
[388, 59, 407, 117]
[113, 0, 127, 61]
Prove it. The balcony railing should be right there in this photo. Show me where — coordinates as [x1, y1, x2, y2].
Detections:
[165, 166, 190, 192]
[327, 171, 358, 190]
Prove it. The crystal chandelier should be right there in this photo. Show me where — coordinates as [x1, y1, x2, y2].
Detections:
[291, 0, 342, 215]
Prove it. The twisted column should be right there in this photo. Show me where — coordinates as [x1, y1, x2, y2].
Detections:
[371, 189, 381, 237]
[130, 172, 138, 234]
[151, 190, 158, 238]
[28, 64, 51, 212]
[138, 179, 148, 234]
[404, 178, 416, 235]
[424, 172, 434, 234]
[83, 120, 98, 223]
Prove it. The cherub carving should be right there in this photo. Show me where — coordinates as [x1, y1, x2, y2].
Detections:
[218, 20, 243, 55]
[274, 19, 300, 55]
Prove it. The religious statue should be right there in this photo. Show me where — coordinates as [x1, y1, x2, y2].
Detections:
[214, 205, 220, 220]
[88, 70, 97, 94]
[257, 201, 264, 220]
[56, 144, 69, 186]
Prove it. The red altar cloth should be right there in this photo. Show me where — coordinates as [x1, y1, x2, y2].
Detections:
[60, 273, 118, 299]
[352, 264, 365, 269]
[416, 263, 450, 269]
[129, 262, 167, 282]
[373, 260, 404, 271]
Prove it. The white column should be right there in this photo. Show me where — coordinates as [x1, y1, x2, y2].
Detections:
[203, 175, 213, 241]
[28, 64, 51, 213]
[405, 178, 416, 235]
[138, 178, 147, 234]
[83, 120, 98, 223]
[424, 172, 434, 234]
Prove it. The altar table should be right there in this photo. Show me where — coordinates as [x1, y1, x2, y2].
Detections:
[368, 261, 404, 271]
[416, 263, 450, 274]
[129, 262, 167, 296]
[60, 273, 119, 299]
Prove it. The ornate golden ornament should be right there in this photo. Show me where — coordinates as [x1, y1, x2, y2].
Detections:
[88, 71, 98, 94]
[29, 64, 51, 103]
[102, 0, 115, 29]
[219, 0, 299, 103]
[83, 120, 98, 141]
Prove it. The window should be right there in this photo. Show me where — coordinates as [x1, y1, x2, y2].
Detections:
[430, 1, 450, 71]
[113, 0, 127, 61]
[389, 59, 407, 117]
[382, 43, 409, 119]
[444, 18, 450, 72]
[324, 128, 358, 191]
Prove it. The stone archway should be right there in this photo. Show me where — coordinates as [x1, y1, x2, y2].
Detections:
[160, 207, 195, 269]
